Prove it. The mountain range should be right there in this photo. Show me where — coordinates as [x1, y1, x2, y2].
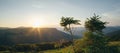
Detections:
[0, 26, 120, 45]
[0, 27, 72, 45]
[57, 26, 120, 37]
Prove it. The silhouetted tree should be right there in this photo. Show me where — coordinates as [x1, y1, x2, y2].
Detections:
[60, 16, 81, 41]
[85, 14, 108, 33]
[60, 16, 80, 52]
[74, 14, 109, 53]
[82, 14, 108, 53]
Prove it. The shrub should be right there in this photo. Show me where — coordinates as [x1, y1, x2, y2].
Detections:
[0, 46, 10, 51]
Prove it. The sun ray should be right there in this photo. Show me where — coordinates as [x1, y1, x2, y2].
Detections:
[33, 21, 41, 28]
[31, 19, 43, 28]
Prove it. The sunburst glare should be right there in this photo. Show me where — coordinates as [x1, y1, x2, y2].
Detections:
[33, 21, 41, 28]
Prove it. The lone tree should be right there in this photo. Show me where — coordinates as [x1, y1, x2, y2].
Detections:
[83, 14, 108, 53]
[60, 16, 80, 52]
[74, 14, 108, 53]
[85, 14, 108, 33]
[60, 16, 81, 42]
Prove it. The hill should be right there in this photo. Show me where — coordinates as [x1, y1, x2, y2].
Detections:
[0, 27, 72, 45]
[0, 26, 119, 45]
[106, 29, 120, 41]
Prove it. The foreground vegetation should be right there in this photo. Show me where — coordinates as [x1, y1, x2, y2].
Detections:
[0, 41, 120, 53]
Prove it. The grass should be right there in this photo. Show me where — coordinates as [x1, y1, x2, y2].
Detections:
[0, 41, 120, 53]
[0, 46, 74, 53]
[108, 41, 120, 46]
[43, 46, 74, 53]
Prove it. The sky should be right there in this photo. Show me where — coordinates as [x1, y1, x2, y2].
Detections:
[0, 0, 120, 28]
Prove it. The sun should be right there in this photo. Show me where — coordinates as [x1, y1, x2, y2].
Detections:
[32, 21, 41, 28]
[33, 23, 40, 28]
[29, 17, 45, 28]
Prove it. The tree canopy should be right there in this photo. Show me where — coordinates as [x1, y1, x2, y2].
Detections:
[85, 14, 108, 32]
[60, 16, 80, 34]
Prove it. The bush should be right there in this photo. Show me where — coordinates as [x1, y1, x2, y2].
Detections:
[74, 31, 108, 53]
[13, 44, 35, 52]
[35, 43, 55, 51]
[0, 46, 10, 51]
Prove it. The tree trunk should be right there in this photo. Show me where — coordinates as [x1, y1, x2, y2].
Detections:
[68, 24, 75, 53]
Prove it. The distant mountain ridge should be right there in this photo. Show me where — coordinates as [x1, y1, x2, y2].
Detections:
[106, 29, 120, 41]
[57, 26, 120, 41]
[0, 27, 72, 45]
[0, 26, 120, 45]
[57, 26, 120, 37]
